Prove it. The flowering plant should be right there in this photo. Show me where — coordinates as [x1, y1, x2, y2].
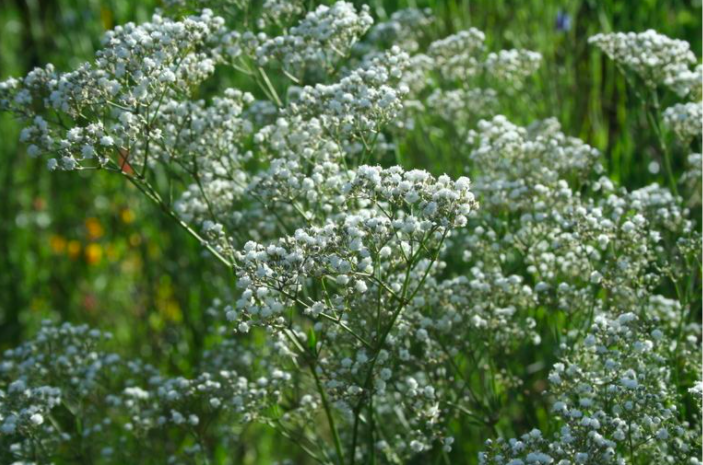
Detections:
[0, 2, 700, 464]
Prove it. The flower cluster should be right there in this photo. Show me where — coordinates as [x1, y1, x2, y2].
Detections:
[0, 321, 291, 464]
[232, 164, 477, 332]
[0, 322, 122, 462]
[426, 88, 498, 126]
[256, 2, 373, 77]
[462, 144, 692, 324]
[260, 0, 305, 28]
[370, 25, 543, 137]
[483, 49, 542, 84]
[428, 29, 487, 81]
[589, 30, 698, 96]
[466, 116, 602, 207]
[0, 3, 700, 464]
[479, 314, 701, 464]
[426, 29, 542, 87]
[663, 102, 702, 144]
[364, 8, 434, 53]
[0, 9, 231, 172]
[286, 46, 410, 143]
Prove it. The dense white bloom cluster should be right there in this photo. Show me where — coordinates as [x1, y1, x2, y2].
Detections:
[479, 314, 700, 464]
[232, 164, 476, 331]
[364, 8, 434, 52]
[256, 2, 373, 76]
[589, 30, 698, 95]
[0, 322, 121, 460]
[0, 9, 231, 172]
[152, 89, 255, 166]
[467, 116, 602, 207]
[256, 115, 342, 164]
[408, 271, 540, 350]
[427, 29, 542, 86]
[287, 46, 410, 142]
[463, 118, 693, 319]
[663, 102, 702, 144]
[428, 29, 486, 80]
[675, 63, 703, 101]
[0, 321, 290, 464]
[160, 89, 257, 231]
[367, 24, 543, 137]
[1, 2, 700, 463]
[260, 0, 305, 28]
[463, 96, 701, 464]
[399, 53, 437, 96]
[347, 165, 476, 226]
[484, 49, 542, 83]
[592, 29, 701, 216]
[113, 367, 289, 432]
[426, 88, 498, 127]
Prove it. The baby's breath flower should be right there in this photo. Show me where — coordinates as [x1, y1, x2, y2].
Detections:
[483, 49, 542, 84]
[663, 102, 702, 144]
[256, 2, 373, 76]
[287, 46, 410, 142]
[0, 5, 700, 464]
[364, 8, 434, 52]
[480, 314, 700, 464]
[589, 30, 697, 95]
[428, 29, 486, 80]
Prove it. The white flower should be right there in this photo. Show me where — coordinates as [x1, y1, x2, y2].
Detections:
[589, 30, 697, 94]
[354, 280, 368, 293]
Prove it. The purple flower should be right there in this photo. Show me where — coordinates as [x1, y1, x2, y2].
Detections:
[556, 11, 572, 32]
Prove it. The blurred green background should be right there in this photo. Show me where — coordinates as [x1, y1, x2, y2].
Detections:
[0, 0, 700, 460]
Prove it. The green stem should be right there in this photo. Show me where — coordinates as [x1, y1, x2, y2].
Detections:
[258, 66, 283, 107]
[647, 90, 678, 196]
[116, 169, 234, 269]
[312, 365, 345, 465]
[350, 229, 448, 464]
